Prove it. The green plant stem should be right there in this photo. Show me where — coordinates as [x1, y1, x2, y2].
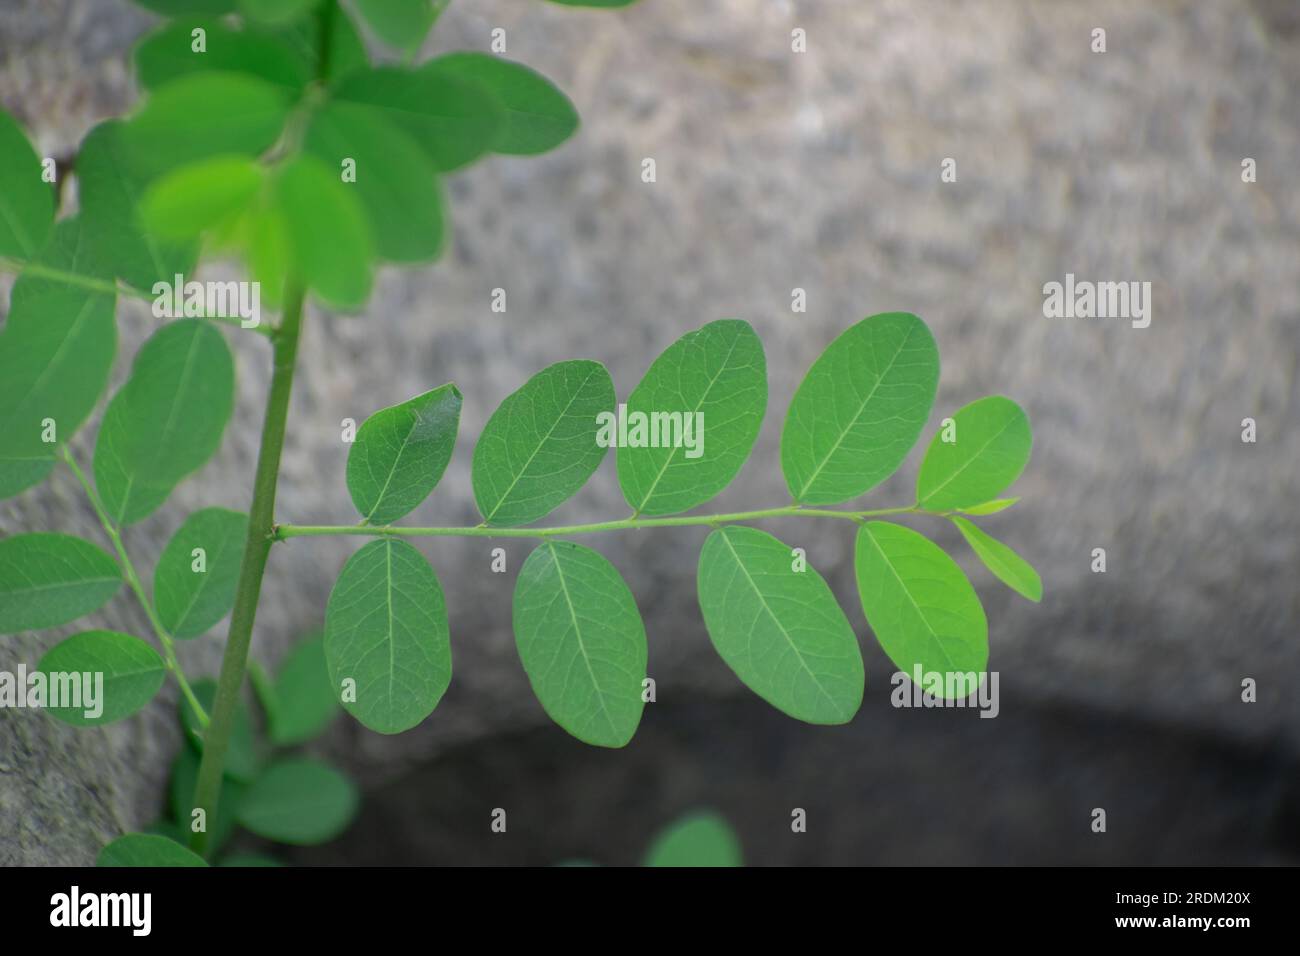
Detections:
[0, 258, 275, 337]
[274, 504, 932, 541]
[190, 281, 306, 854]
[58, 446, 209, 725]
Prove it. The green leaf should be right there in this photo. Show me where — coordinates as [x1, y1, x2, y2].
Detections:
[958, 496, 1019, 516]
[512, 541, 647, 747]
[119, 72, 291, 179]
[181, 679, 259, 781]
[916, 395, 1032, 511]
[333, 66, 504, 172]
[346, 384, 461, 525]
[273, 154, 373, 308]
[429, 53, 578, 156]
[272, 0, 367, 87]
[97, 833, 208, 867]
[950, 515, 1042, 603]
[153, 508, 248, 638]
[139, 155, 264, 239]
[91, 397, 175, 527]
[237, 0, 320, 26]
[134, 0, 236, 15]
[0, 219, 117, 499]
[0, 534, 120, 634]
[697, 526, 863, 724]
[237, 758, 358, 845]
[781, 312, 938, 505]
[0, 108, 54, 260]
[169, 746, 244, 855]
[854, 521, 987, 696]
[94, 320, 236, 526]
[617, 319, 766, 516]
[324, 538, 451, 734]
[134, 18, 311, 92]
[268, 632, 340, 746]
[472, 360, 615, 526]
[304, 102, 446, 262]
[644, 812, 741, 867]
[353, 0, 446, 53]
[37, 631, 165, 726]
[77, 121, 199, 292]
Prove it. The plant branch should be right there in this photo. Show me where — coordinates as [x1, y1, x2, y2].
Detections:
[59, 446, 209, 725]
[190, 280, 306, 854]
[274, 504, 935, 541]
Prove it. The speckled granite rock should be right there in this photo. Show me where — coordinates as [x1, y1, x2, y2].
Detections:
[1, 0, 1297, 864]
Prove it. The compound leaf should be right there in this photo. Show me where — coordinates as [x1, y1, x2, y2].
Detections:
[38, 630, 166, 726]
[153, 508, 249, 638]
[916, 395, 1032, 511]
[472, 360, 615, 527]
[97, 833, 208, 867]
[237, 758, 358, 845]
[0, 534, 120, 634]
[94, 320, 235, 526]
[346, 384, 461, 525]
[697, 525, 863, 724]
[618, 319, 765, 516]
[512, 541, 647, 747]
[950, 515, 1042, 603]
[854, 521, 987, 697]
[304, 102, 446, 262]
[0, 219, 116, 498]
[324, 538, 452, 734]
[781, 312, 938, 505]
[0, 108, 54, 260]
[429, 52, 578, 155]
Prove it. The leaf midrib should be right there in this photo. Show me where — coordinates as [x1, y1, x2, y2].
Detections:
[717, 529, 841, 711]
[483, 365, 599, 524]
[632, 330, 744, 513]
[861, 526, 959, 671]
[795, 325, 915, 500]
[545, 542, 618, 739]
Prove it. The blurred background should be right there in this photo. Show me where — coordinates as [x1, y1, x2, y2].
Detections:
[1, 0, 1297, 865]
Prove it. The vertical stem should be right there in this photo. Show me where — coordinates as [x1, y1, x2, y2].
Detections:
[190, 282, 306, 854]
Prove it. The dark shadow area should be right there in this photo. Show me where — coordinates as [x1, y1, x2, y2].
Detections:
[291, 687, 1300, 866]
